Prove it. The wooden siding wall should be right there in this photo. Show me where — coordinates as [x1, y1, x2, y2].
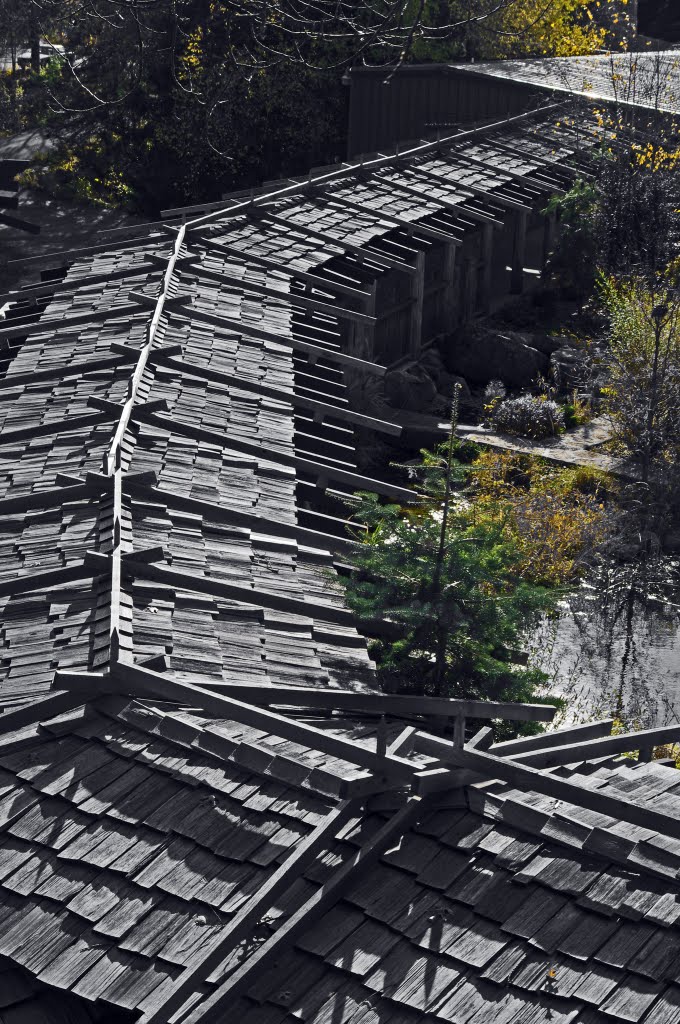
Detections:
[347, 68, 540, 158]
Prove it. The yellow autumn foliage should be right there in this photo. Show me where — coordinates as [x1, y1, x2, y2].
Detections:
[469, 451, 613, 586]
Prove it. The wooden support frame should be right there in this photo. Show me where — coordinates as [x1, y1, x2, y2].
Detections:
[182, 262, 375, 326]
[164, 302, 387, 377]
[123, 479, 361, 556]
[6, 232, 168, 272]
[506, 725, 680, 769]
[0, 412, 116, 449]
[186, 682, 556, 722]
[186, 234, 372, 303]
[510, 209, 528, 295]
[491, 718, 615, 757]
[318, 190, 462, 245]
[0, 352, 137, 393]
[373, 170, 504, 228]
[150, 351, 401, 437]
[254, 210, 418, 275]
[412, 735, 680, 839]
[0, 300, 149, 343]
[0, 559, 106, 599]
[138, 799, 362, 1024]
[177, 796, 424, 1024]
[132, 408, 416, 503]
[121, 556, 356, 627]
[58, 660, 419, 782]
[0, 257, 164, 307]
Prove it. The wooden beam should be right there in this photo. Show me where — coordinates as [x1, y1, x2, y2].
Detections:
[413, 736, 680, 840]
[491, 719, 616, 757]
[187, 683, 556, 722]
[0, 482, 101, 516]
[255, 211, 418, 275]
[318, 191, 462, 245]
[0, 258, 163, 306]
[0, 301, 148, 343]
[183, 263, 375, 326]
[133, 409, 417, 503]
[380, 166, 519, 217]
[138, 799, 361, 1024]
[123, 479, 360, 556]
[120, 556, 356, 627]
[178, 796, 424, 1024]
[0, 690, 87, 730]
[186, 235, 371, 303]
[0, 559, 106, 598]
[164, 302, 386, 377]
[6, 232, 167, 271]
[150, 351, 401, 437]
[507, 725, 680, 769]
[0, 412, 116, 448]
[61, 660, 419, 782]
[0, 352, 137, 393]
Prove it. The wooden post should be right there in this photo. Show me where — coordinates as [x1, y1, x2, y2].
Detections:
[409, 251, 426, 359]
[442, 240, 457, 325]
[511, 209, 528, 295]
[480, 222, 494, 314]
[542, 209, 557, 275]
[453, 715, 466, 748]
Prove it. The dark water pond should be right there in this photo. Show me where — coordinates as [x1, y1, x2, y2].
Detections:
[530, 558, 680, 728]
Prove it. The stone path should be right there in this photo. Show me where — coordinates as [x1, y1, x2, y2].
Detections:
[457, 416, 638, 478]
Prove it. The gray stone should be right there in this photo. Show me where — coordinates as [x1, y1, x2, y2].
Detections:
[384, 362, 438, 411]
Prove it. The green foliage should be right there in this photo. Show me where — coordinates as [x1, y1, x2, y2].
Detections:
[342, 442, 557, 706]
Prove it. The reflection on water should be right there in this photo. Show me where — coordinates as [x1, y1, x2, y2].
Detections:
[530, 558, 680, 728]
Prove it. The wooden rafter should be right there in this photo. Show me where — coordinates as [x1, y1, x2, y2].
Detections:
[158, 301, 386, 376]
[150, 350, 402, 437]
[253, 210, 418, 274]
[395, 164, 533, 214]
[120, 555, 356, 627]
[185, 235, 372, 303]
[0, 351, 138, 393]
[491, 718, 616, 757]
[182, 262, 375, 325]
[131, 408, 416, 503]
[0, 300, 150, 343]
[57, 660, 420, 782]
[507, 725, 680, 768]
[198, 682, 556, 722]
[413, 735, 680, 840]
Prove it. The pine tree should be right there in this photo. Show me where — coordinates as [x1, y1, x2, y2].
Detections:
[343, 404, 556, 709]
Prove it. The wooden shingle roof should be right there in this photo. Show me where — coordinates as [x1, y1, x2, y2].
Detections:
[2, 105, 678, 1024]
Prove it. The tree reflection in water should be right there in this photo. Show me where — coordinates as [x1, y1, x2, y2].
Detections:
[530, 557, 680, 728]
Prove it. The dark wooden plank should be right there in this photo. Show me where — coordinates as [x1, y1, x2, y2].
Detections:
[163, 302, 387, 376]
[0, 560, 105, 598]
[0, 411, 117, 448]
[184, 263, 375, 325]
[0, 301, 149, 343]
[123, 479, 360, 556]
[0, 353, 136, 392]
[0, 483, 100, 516]
[185, 235, 371, 302]
[0, 258, 162, 306]
[507, 726, 680, 768]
